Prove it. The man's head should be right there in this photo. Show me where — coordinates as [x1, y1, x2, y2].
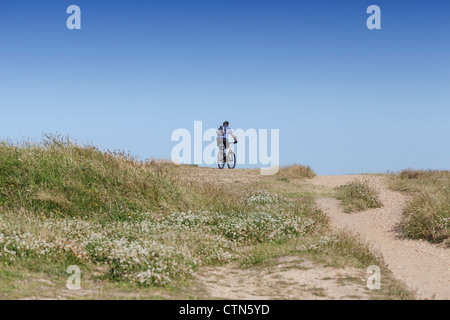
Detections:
[223, 121, 229, 127]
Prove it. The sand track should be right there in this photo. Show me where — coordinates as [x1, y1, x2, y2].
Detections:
[314, 175, 450, 300]
[193, 256, 371, 300]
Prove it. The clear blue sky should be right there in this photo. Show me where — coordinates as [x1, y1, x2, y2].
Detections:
[0, 0, 449, 174]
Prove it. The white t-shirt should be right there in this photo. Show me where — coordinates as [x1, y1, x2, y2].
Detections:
[219, 126, 233, 138]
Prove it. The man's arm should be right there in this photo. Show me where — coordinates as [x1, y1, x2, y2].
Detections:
[231, 133, 238, 142]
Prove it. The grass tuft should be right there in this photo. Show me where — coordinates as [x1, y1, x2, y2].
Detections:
[401, 192, 450, 243]
[335, 179, 383, 213]
[278, 164, 316, 179]
[398, 169, 436, 180]
[389, 170, 450, 243]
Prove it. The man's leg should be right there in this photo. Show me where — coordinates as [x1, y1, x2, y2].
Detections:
[217, 138, 224, 164]
[222, 138, 227, 163]
[223, 138, 228, 161]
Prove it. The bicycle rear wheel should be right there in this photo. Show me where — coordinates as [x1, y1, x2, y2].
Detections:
[217, 152, 225, 169]
[227, 152, 236, 169]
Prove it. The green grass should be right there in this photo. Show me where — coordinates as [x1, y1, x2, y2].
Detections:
[335, 179, 383, 213]
[0, 136, 413, 299]
[241, 233, 375, 269]
[389, 170, 450, 243]
[0, 136, 323, 292]
[0, 135, 185, 219]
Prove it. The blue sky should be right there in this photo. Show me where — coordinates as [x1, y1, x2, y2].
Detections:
[0, 0, 449, 174]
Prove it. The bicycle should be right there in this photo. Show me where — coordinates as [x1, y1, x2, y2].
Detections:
[217, 140, 237, 169]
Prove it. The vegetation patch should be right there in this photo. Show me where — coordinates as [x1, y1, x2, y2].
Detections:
[0, 206, 319, 287]
[0, 136, 413, 299]
[398, 169, 436, 180]
[0, 137, 322, 288]
[278, 164, 316, 179]
[335, 179, 383, 213]
[401, 192, 449, 243]
[389, 170, 450, 244]
[0, 135, 184, 219]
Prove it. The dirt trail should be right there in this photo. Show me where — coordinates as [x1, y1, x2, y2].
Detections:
[313, 175, 450, 300]
[192, 256, 371, 300]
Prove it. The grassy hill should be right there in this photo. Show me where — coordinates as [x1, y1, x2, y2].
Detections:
[0, 136, 413, 299]
[0, 136, 323, 290]
[0, 137, 182, 219]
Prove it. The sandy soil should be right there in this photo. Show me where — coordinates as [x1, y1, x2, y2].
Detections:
[193, 256, 371, 300]
[314, 175, 450, 300]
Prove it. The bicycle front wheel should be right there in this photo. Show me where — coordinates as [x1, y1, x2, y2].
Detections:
[227, 152, 236, 169]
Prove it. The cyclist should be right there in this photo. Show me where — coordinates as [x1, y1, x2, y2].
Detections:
[217, 121, 238, 161]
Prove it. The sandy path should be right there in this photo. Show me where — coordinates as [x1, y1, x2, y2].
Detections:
[192, 256, 371, 300]
[313, 175, 450, 300]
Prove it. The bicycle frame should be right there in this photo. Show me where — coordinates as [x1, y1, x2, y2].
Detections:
[218, 140, 237, 169]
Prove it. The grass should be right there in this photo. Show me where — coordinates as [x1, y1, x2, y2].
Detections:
[0, 136, 413, 299]
[0, 135, 185, 219]
[0, 199, 320, 286]
[334, 179, 383, 213]
[389, 170, 450, 244]
[241, 232, 375, 269]
[444, 238, 450, 248]
[397, 169, 436, 180]
[0, 136, 324, 294]
[278, 164, 316, 179]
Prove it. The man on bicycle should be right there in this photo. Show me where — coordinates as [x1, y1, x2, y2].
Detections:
[217, 121, 238, 160]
